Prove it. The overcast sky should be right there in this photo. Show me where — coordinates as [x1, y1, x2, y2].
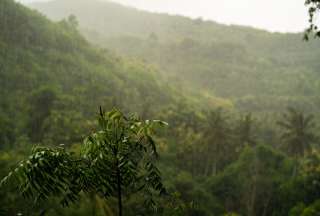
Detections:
[18, 0, 309, 33]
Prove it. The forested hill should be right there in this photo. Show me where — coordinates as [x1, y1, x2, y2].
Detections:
[4, 1, 320, 215]
[1, 0, 232, 214]
[30, 0, 320, 112]
[0, 0, 193, 149]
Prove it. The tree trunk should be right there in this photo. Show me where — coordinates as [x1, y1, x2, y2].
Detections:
[117, 167, 123, 216]
[212, 159, 217, 176]
[91, 193, 97, 216]
[262, 195, 271, 216]
[248, 151, 258, 216]
[248, 181, 256, 216]
[292, 155, 299, 178]
[204, 148, 211, 176]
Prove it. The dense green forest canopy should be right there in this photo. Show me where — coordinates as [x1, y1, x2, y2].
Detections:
[0, 0, 197, 149]
[1, 0, 320, 215]
[31, 0, 320, 112]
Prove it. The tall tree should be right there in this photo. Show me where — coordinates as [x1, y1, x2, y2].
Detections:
[27, 87, 57, 143]
[203, 108, 232, 176]
[277, 107, 317, 177]
[1, 108, 167, 216]
[235, 113, 256, 151]
[277, 107, 317, 158]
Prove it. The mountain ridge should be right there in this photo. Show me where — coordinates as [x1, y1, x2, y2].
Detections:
[29, 0, 320, 112]
[1, 0, 195, 148]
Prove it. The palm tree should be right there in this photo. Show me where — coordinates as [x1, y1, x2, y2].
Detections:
[278, 107, 317, 157]
[277, 107, 317, 176]
[235, 113, 256, 150]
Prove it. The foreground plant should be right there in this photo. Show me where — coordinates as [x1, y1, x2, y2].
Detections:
[1, 108, 167, 216]
[305, 0, 320, 39]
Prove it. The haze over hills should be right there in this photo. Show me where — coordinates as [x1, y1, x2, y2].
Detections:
[3, 1, 320, 215]
[1, 1, 228, 214]
[19, 0, 309, 33]
[0, 0, 194, 150]
[30, 0, 320, 112]
[30, 0, 303, 41]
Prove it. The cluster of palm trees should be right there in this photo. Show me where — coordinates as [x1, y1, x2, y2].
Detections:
[177, 107, 318, 177]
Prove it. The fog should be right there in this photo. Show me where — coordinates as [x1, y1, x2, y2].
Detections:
[2, 0, 320, 215]
[18, 0, 308, 33]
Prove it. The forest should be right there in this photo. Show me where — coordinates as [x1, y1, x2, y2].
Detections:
[1, 0, 320, 215]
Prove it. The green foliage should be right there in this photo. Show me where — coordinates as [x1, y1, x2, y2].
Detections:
[277, 107, 317, 158]
[82, 108, 167, 211]
[208, 145, 292, 215]
[1, 0, 320, 215]
[31, 0, 320, 113]
[290, 200, 320, 216]
[1, 108, 167, 215]
[235, 113, 257, 150]
[301, 200, 320, 216]
[203, 109, 233, 176]
[305, 0, 320, 40]
[289, 202, 306, 216]
[0, 0, 176, 149]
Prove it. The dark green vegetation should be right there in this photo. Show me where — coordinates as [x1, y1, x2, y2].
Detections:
[1, 109, 167, 216]
[1, 0, 320, 215]
[305, 0, 320, 39]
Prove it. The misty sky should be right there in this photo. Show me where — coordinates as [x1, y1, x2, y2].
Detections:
[18, 0, 309, 33]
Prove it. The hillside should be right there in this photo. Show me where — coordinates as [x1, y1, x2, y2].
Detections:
[30, 0, 320, 112]
[3, 1, 320, 215]
[0, 0, 190, 213]
[0, 0, 187, 149]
